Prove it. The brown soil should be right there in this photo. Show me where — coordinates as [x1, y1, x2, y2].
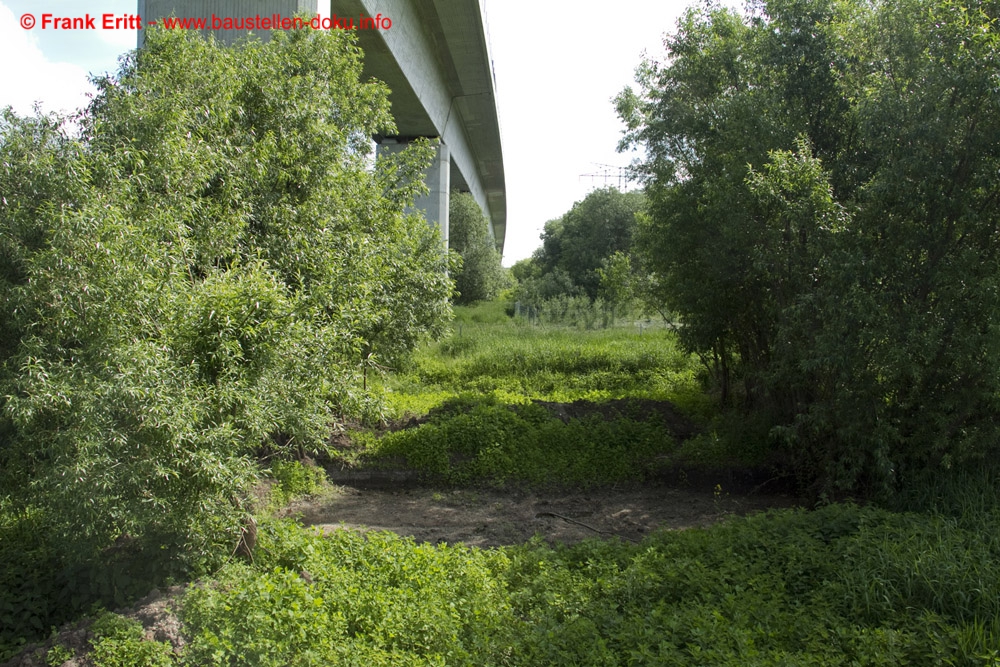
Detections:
[281, 480, 800, 548]
[303, 396, 798, 547]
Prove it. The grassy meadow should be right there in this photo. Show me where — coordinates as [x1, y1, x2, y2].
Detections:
[355, 303, 716, 488]
[380, 302, 710, 416]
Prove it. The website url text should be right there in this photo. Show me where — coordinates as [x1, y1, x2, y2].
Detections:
[19, 13, 392, 32]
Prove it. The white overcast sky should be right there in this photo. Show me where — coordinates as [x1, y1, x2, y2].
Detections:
[0, 0, 700, 265]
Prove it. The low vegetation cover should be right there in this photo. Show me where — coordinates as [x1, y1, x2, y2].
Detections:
[348, 305, 711, 489]
[44, 502, 996, 665]
[368, 397, 678, 488]
[385, 303, 707, 414]
[85, 611, 174, 667]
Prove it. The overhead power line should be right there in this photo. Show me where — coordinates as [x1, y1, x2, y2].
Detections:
[578, 163, 635, 191]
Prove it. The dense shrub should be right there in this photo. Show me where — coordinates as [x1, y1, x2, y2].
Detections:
[448, 192, 508, 305]
[514, 188, 646, 303]
[267, 460, 329, 508]
[0, 24, 450, 654]
[89, 612, 174, 667]
[619, 0, 1000, 495]
[617, 0, 1000, 498]
[369, 397, 676, 487]
[182, 521, 516, 666]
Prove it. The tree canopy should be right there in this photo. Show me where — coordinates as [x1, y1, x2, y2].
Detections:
[0, 22, 451, 611]
[448, 191, 507, 305]
[514, 187, 646, 308]
[618, 0, 1000, 495]
[535, 187, 646, 300]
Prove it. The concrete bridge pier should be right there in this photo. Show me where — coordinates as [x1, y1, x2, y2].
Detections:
[378, 137, 450, 246]
[330, 0, 506, 253]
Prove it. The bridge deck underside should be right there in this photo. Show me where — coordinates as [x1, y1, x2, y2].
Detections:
[331, 0, 506, 249]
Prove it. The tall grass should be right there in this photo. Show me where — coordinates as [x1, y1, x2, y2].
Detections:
[383, 303, 708, 418]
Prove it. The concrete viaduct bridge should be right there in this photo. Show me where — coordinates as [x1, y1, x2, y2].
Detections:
[138, 0, 507, 252]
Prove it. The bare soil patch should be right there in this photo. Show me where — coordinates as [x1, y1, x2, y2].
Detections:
[306, 397, 798, 547]
[281, 481, 800, 548]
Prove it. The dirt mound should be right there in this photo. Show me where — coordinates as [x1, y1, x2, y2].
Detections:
[2, 587, 186, 667]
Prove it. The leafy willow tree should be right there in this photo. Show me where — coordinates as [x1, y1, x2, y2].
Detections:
[618, 0, 1000, 495]
[0, 22, 450, 624]
[596, 250, 638, 319]
[512, 240, 576, 299]
[448, 191, 507, 304]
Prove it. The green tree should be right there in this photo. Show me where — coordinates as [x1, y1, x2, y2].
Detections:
[513, 188, 646, 310]
[539, 187, 646, 300]
[509, 256, 541, 286]
[618, 0, 1000, 495]
[448, 191, 507, 305]
[0, 21, 450, 632]
[596, 251, 637, 321]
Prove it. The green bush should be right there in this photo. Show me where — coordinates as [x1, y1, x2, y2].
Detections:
[268, 460, 328, 507]
[89, 612, 174, 667]
[0, 23, 452, 652]
[181, 520, 515, 666]
[370, 397, 675, 487]
[0, 508, 64, 660]
[620, 0, 1000, 496]
[45, 644, 73, 666]
[448, 193, 509, 305]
